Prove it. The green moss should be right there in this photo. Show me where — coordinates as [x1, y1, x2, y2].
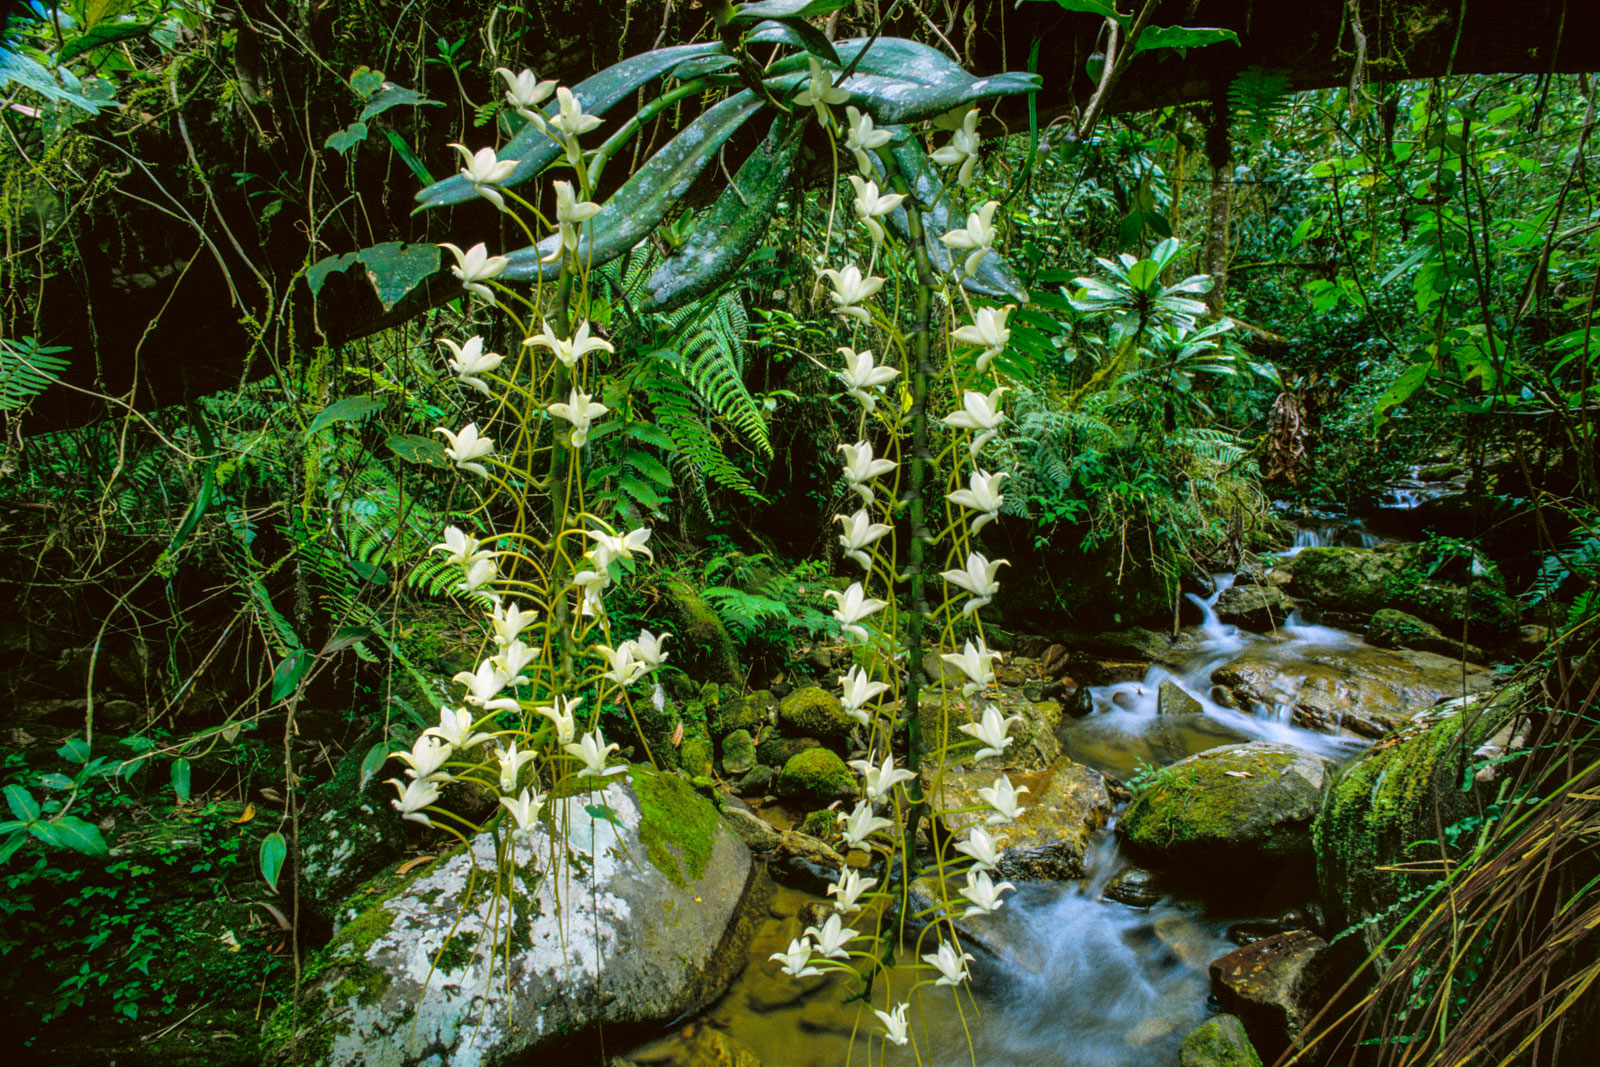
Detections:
[431, 930, 480, 973]
[336, 901, 395, 955]
[773, 747, 856, 800]
[1180, 1015, 1263, 1067]
[630, 767, 720, 889]
[661, 576, 741, 684]
[777, 686, 853, 742]
[712, 690, 773, 736]
[1121, 746, 1316, 859]
[797, 809, 837, 838]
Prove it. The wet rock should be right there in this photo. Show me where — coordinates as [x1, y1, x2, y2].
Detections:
[772, 748, 855, 801]
[1063, 626, 1175, 661]
[735, 765, 773, 795]
[1365, 608, 1481, 660]
[1208, 929, 1330, 1058]
[1154, 914, 1217, 968]
[1211, 643, 1492, 739]
[1158, 680, 1205, 716]
[718, 807, 846, 895]
[1510, 624, 1551, 660]
[720, 729, 756, 775]
[1179, 1014, 1263, 1067]
[1064, 686, 1095, 717]
[775, 686, 854, 746]
[617, 1021, 763, 1067]
[1209, 685, 1238, 708]
[1104, 865, 1166, 908]
[756, 735, 817, 767]
[1288, 545, 1519, 644]
[1213, 585, 1297, 632]
[1119, 742, 1331, 867]
[915, 687, 1062, 771]
[931, 758, 1113, 880]
[1040, 642, 1072, 677]
[266, 769, 760, 1066]
[296, 742, 405, 927]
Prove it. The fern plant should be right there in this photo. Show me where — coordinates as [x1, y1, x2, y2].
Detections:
[1228, 65, 1294, 142]
[0, 336, 69, 414]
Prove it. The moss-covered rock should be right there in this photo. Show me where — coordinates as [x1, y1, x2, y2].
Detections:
[931, 757, 1113, 880]
[720, 729, 756, 775]
[1119, 742, 1330, 867]
[1179, 1014, 1263, 1067]
[772, 747, 855, 801]
[1212, 584, 1297, 632]
[1157, 680, 1204, 716]
[757, 734, 818, 767]
[1288, 547, 1399, 616]
[1289, 545, 1519, 644]
[776, 686, 853, 744]
[915, 688, 1062, 772]
[1365, 608, 1481, 660]
[659, 575, 741, 684]
[711, 689, 773, 737]
[296, 740, 406, 927]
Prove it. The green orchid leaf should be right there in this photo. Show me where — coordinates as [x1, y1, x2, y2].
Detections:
[325, 122, 368, 153]
[416, 41, 725, 208]
[4, 785, 39, 824]
[309, 396, 383, 434]
[1130, 26, 1240, 55]
[747, 18, 841, 66]
[259, 832, 288, 892]
[358, 742, 391, 791]
[1032, 0, 1120, 17]
[643, 115, 799, 311]
[386, 434, 451, 468]
[502, 88, 777, 282]
[670, 55, 737, 80]
[36, 773, 76, 791]
[833, 70, 1042, 125]
[47, 816, 109, 857]
[731, 0, 852, 20]
[0, 831, 26, 865]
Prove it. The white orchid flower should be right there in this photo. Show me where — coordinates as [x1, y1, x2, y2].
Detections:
[959, 867, 1016, 916]
[424, 705, 493, 752]
[940, 638, 1000, 696]
[826, 868, 878, 915]
[835, 346, 898, 412]
[566, 726, 624, 779]
[952, 303, 1013, 373]
[393, 734, 453, 782]
[524, 317, 613, 368]
[537, 695, 580, 746]
[940, 200, 1001, 277]
[458, 556, 498, 595]
[435, 422, 496, 478]
[632, 629, 670, 670]
[874, 1002, 911, 1047]
[496, 66, 556, 125]
[546, 179, 603, 258]
[548, 388, 608, 448]
[430, 525, 493, 568]
[803, 912, 859, 960]
[848, 175, 906, 245]
[838, 439, 896, 505]
[495, 740, 538, 794]
[547, 85, 601, 166]
[946, 469, 1008, 535]
[386, 776, 441, 826]
[586, 527, 653, 565]
[572, 566, 610, 618]
[942, 387, 1008, 457]
[499, 785, 547, 840]
[839, 665, 889, 724]
[449, 144, 518, 211]
[492, 638, 538, 681]
[826, 581, 887, 642]
[844, 105, 892, 174]
[770, 937, 823, 979]
[977, 773, 1029, 825]
[438, 335, 505, 397]
[923, 941, 975, 986]
[940, 551, 1009, 616]
[596, 642, 648, 687]
[838, 799, 893, 849]
[930, 107, 981, 187]
[959, 703, 1024, 762]
[848, 751, 916, 802]
[491, 598, 536, 647]
[452, 659, 520, 713]
[836, 508, 892, 572]
[794, 57, 850, 127]
[439, 242, 508, 303]
[954, 825, 1002, 870]
[818, 265, 885, 325]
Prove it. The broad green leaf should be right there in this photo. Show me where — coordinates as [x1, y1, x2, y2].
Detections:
[1130, 26, 1240, 55]
[322, 624, 378, 655]
[260, 832, 288, 892]
[585, 803, 622, 827]
[57, 737, 91, 764]
[416, 41, 726, 208]
[386, 434, 450, 468]
[358, 742, 391, 791]
[502, 89, 777, 282]
[307, 242, 439, 310]
[325, 122, 368, 153]
[731, 0, 852, 19]
[270, 650, 311, 704]
[171, 757, 192, 803]
[48, 816, 109, 857]
[359, 84, 440, 123]
[350, 66, 385, 98]
[0, 49, 106, 113]
[1372, 363, 1432, 429]
[766, 38, 1041, 123]
[4, 784, 40, 823]
[1125, 260, 1160, 292]
[1034, 0, 1120, 16]
[1, 831, 29, 863]
[746, 18, 841, 66]
[308, 396, 383, 434]
[60, 21, 157, 63]
[643, 116, 800, 311]
[36, 773, 76, 791]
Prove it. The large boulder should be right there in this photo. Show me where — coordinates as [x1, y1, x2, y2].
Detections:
[1212, 584, 1297, 632]
[296, 741, 407, 927]
[775, 686, 854, 746]
[1211, 642, 1492, 739]
[914, 687, 1063, 772]
[929, 757, 1113, 880]
[1119, 743, 1330, 867]
[772, 747, 855, 801]
[1365, 607, 1481, 660]
[1208, 930, 1331, 1059]
[1179, 1014, 1264, 1067]
[264, 768, 761, 1065]
[1286, 546, 1398, 617]
[1288, 545, 1519, 644]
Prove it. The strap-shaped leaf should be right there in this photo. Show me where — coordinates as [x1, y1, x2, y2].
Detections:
[731, 0, 852, 19]
[746, 19, 841, 66]
[501, 86, 792, 282]
[415, 41, 725, 209]
[642, 116, 799, 312]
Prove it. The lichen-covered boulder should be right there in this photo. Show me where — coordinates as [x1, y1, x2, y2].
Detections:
[1119, 743, 1330, 867]
[297, 742, 406, 927]
[772, 747, 855, 801]
[930, 757, 1113, 880]
[1179, 1014, 1264, 1067]
[264, 768, 760, 1066]
[1212, 584, 1297, 632]
[776, 686, 854, 745]
[1208, 930, 1330, 1059]
[1365, 607, 1481, 660]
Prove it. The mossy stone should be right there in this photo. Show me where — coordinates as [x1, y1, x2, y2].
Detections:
[1179, 1014, 1264, 1067]
[712, 690, 774, 737]
[720, 729, 756, 775]
[777, 686, 853, 744]
[773, 747, 856, 801]
[736, 765, 774, 795]
[660, 575, 741, 684]
[758, 735, 818, 766]
[797, 809, 837, 839]
[630, 767, 720, 889]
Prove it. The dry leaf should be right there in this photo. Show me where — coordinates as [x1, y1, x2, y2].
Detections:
[670, 721, 684, 747]
[257, 902, 291, 931]
[397, 856, 437, 876]
[233, 803, 256, 824]
[1223, 770, 1253, 778]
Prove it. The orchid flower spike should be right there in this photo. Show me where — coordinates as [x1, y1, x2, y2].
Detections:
[438, 335, 505, 397]
[826, 582, 888, 642]
[837, 439, 896, 505]
[940, 638, 1001, 697]
[930, 106, 981, 187]
[525, 318, 613, 368]
[848, 175, 906, 245]
[826, 868, 878, 915]
[499, 785, 547, 841]
[952, 303, 1014, 373]
[435, 422, 495, 478]
[818, 265, 885, 325]
[835, 346, 898, 412]
[836, 508, 892, 572]
[939, 551, 1009, 616]
[958, 703, 1024, 762]
[496, 67, 556, 125]
[449, 144, 518, 211]
[947, 469, 1008, 535]
[439, 242, 508, 304]
[844, 105, 892, 174]
[848, 751, 916, 802]
[386, 776, 442, 826]
[874, 1002, 911, 1047]
[431, 525, 493, 568]
[839, 665, 890, 724]
[940, 200, 1001, 277]
[794, 57, 850, 127]
[942, 387, 1008, 457]
[548, 388, 608, 448]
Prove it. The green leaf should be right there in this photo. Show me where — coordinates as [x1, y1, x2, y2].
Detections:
[269, 650, 311, 704]
[1036, 0, 1120, 16]
[322, 624, 378, 655]
[358, 742, 391, 791]
[4, 785, 40, 823]
[416, 41, 726, 208]
[59, 21, 157, 63]
[0, 831, 26, 865]
[1372, 363, 1432, 430]
[57, 737, 91, 764]
[386, 434, 450, 468]
[358, 84, 440, 122]
[746, 18, 841, 66]
[48, 816, 109, 857]
[307, 242, 439, 310]
[732, 0, 850, 19]
[308, 396, 383, 434]
[0, 50, 106, 113]
[382, 130, 435, 186]
[259, 832, 288, 892]
[585, 803, 623, 827]
[1130, 26, 1240, 55]
[350, 66, 385, 98]
[36, 773, 76, 791]
[325, 122, 368, 153]
[171, 757, 192, 803]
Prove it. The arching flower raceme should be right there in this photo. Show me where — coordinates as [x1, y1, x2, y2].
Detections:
[548, 86, 601, 167]
[819, 265, 885, 325]
[930, 106, 981, 187]
[435, 422, 496, 478]
[803, 912, 859, 960]
[848, 751, 916, 802]
[827, 868, 878, 915]
[387, 776, 442, 826]
[838, 800, 894, 849]
[548, 389, 608, 448]
[848, 175, 906, 245]
[940, 551, 1009, 616]
[838, 440, 896, 505]
[940, 200, 1000, 277]
[499, 786, 547, 840]
[439, 242, 508, 303]
[946, 469, 1007, 535]
[458, 556, 498, 595]
[438, 336, 505, 397]
[836, 508, 892, 571]
[431, 525, 493, 568]
[425, 705, 494, 752]
[844, 105, 892, 174]
[537, 695, 580, 746]
[547, 180, 603, 258]
[959, 703, 1024, 762]
[496, 740, 538, 794]
[835, 346, 898, 412]
[794, 57, 850, 127]
[826, 582, 887, 642]
[449, 144, 518, 210]
[977, 773, 1029, 824]
[525, 318, 613, 368]
[453, 659, 520, 713]
[952, 303, 1013, 373]
[631, 629, 670, 670]
[393, 734, 453, 782]
[923, 941, 975, 986]
[839, 665, 889, 724]
[491, 598, 537, 647]
[958, 867, 1016, 916]
[942, 387, 1007, 457]
[941, 638, 1000, 697]
[572, 566, 610, 618]
[496, 66, 556, 125]
[954, 825, 1002, 870]
[770, 938, 823, 979]
[875, 1002, 911, 1047]
[566, 726, 624, 779]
